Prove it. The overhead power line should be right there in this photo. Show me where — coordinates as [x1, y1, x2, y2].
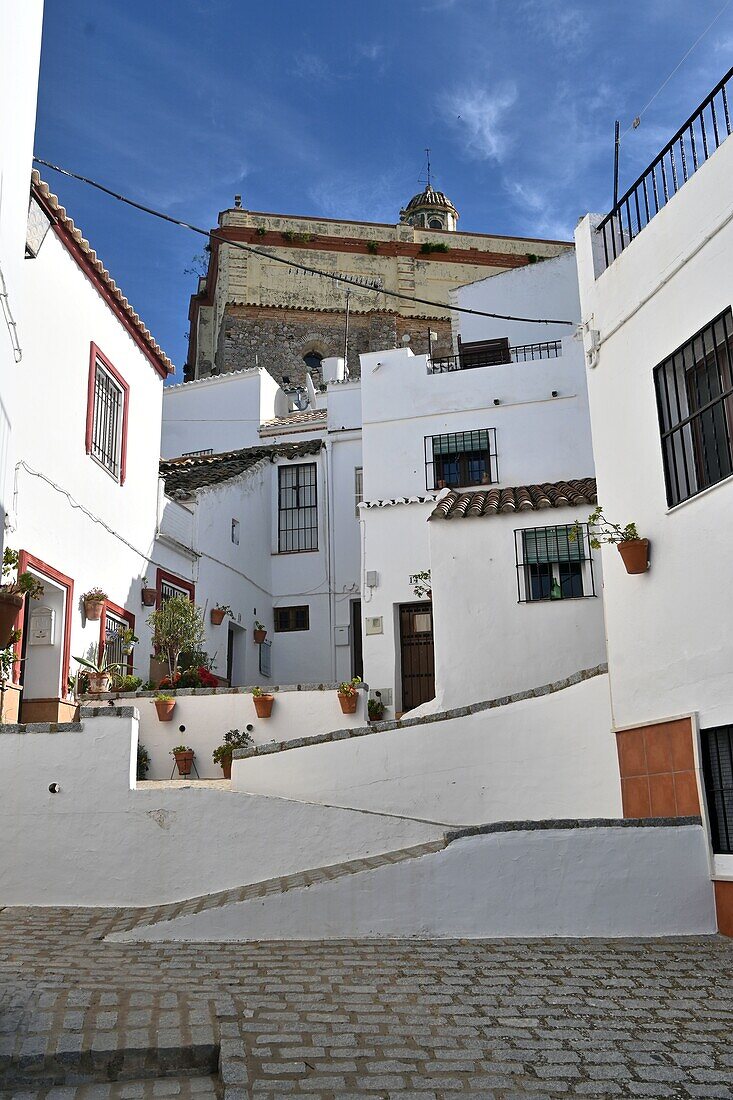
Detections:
[33, 157, 575, 327]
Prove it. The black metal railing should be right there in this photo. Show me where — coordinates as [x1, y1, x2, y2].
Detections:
[428, 340, 562, 374]
[599, 66, 732, 269]
[701, 724, 733, 854]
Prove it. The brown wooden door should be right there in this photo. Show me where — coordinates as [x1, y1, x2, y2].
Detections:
[399, 602, 435, 712]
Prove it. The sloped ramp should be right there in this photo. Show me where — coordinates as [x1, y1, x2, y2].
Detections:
[107, 818, 716, 943]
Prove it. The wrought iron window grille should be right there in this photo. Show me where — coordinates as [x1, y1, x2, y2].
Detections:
[274, 606, 310, 632]
[514, 523, 596, 603]
[424, 428, 498, 491]
[701, 724, 733, 854]
[654, 308, 733, 507]
[91, 363, 123, 478]
[278, 462, 318, 552]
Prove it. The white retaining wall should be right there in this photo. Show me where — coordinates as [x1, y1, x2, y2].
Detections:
[233, 673, 622, 825]
[132, 687, 367, 780]
[118, 824, 716, 942]
[0, 712, 441, 906]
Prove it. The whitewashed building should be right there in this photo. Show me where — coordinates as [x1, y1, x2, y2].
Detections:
[359, 250, 606, 713]
[6, 173, 174, 720]
[575, 66, 733, 932]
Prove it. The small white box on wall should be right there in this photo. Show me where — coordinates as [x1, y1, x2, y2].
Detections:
[365, 617, 383, 635]
[29, 606, 55, 646]
[334, 625, 350, 646]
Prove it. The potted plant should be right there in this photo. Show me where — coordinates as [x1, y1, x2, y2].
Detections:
[575, 507, 650, 575]
[141, 576, 157, 607]
[253, 620, 267, 644]
[82, 587, 107, 622]
[137, 743, 150, 781]
[73, 651, 121, 694]
[212, 728, 254, 778]
[171, 745, 195, 777]
[252, 685, 274, 718]
[117, 627, 138, 656]
[147, 595, 206, 680]
[337, 676, 361, 714]
[210, 603, 232, 626]
[0, 548, 44, 647]
[154, 693, 176, 721]
[368, 695, 385, 722]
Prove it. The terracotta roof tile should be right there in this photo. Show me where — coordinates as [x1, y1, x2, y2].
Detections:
[430, 478, 597, 520]
[160, 439, 322, 497]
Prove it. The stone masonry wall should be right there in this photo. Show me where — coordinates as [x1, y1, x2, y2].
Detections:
[214, 305, 452, 386]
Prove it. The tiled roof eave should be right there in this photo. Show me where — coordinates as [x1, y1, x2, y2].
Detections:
[430, 478, 597, 521]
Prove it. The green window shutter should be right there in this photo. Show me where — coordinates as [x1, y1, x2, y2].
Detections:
[432, 430, 490, 456]
[523, 525, 583, 564]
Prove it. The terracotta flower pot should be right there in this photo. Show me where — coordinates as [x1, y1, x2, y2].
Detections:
[0, 592, 23, 648]
[141, 587, 157, 607]
[617, 539, 650, 575]
[253, 694, 274, 718]
[338, 692, 358, 714]
[84, 599, 105, 622]
[253, 629, 267, 644]
[154, 698, 176, 721]
[87, 671, 112, 694]
[220, 755, 233, 779]
[174, 750, 194, 777]
[210, 608, 226, 626]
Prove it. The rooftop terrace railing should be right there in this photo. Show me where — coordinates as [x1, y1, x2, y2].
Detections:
[428, 340, 562, 374]
[598, 65, 732, 270]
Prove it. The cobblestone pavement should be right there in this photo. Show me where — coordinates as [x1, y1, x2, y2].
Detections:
[0, 908, 732, 1099]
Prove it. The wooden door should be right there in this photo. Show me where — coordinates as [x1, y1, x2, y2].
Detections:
[399, 602, 435, 712]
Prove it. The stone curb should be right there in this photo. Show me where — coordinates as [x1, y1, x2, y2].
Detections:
[445, 816, 704, 842]
[82, 682, 369, 701]
[233, 663, 609, 760]
[0, 706, 136, 735]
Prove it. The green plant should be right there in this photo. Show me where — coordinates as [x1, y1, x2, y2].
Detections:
[252, 686, 271, 697]
[366, 239, 379, 255]
[170, 744, 192, 755]
[141, 679, 157, 691]
[572, 507, 641, 549]
[254, 620, 265, 632]
[1, 548, 44, 600]
[214, 604, 233, 616]
[0, 630, 21, 683]
[338, 676, 361, 698]
[137, 743, 150, 780]
[368, 697, 385, 721]
[73, 650, 121, 676]
[410, 569, 432, 599]
[419, 241, 450, 254]
[147, 595, 206, 679]
[212, 728, 254, 765]
[113, 674, 143, 693]
[526, 253, 539, 264]
[282, 229, 313, 243]
[81, 587, 108, 603]
[155, 693, 174, 703]
[255, 226, 267, 236]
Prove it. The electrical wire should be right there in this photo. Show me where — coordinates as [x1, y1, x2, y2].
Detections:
[33, 156, 575, 327]
[621, 0, 732, 139]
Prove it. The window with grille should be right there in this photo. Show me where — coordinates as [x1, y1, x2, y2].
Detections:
[425, 429, 497, 491]
[278, 463, 318, 552]
[156, 569, 195, 607]
[103, 610, 132, 673]
[259, 639, 272, 677]
[354, 467, 363, 518]
[274, 605, 310, 632]
[85, 347, 129, 483]
[654, 308, 733, 507]
[515, 523, 596, 603]
[701, 724, 733, 854]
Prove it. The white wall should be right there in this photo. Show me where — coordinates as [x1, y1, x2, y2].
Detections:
[575, 133, 733, 731]
[0, 713, 442, 906]
[119, 824, 715, 942]
[233, 673, 621, 825]
[136, 687, 367, 780]
[161, 369, 278, 458]
[10, 221, 167, 691]
[0, 1, 44, 548]
[429, 504, 607, 709]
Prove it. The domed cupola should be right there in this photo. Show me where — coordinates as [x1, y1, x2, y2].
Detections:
[400, 185, 459, 232]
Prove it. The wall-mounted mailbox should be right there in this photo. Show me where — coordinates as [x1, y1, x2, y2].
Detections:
[29, 606, 56, 646]
[334, 625, 350, 646]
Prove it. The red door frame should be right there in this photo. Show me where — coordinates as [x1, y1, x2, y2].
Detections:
[99, 601, 135, 675]
[15, 552, 74, 696]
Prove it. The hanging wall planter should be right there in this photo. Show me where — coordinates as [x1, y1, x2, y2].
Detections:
[253, 621, 267, 644]
[337, 678, 361, 714]
[141, 587, 157, 607]
[154, 695, 176, 721]
[210, 608, 226, 626]
[617, 539, 650, 575]
[171, 746, 194, 777]
[0, 592, 23, 648]
[252, 689, 274, 718]
[82, 588, 107, 622]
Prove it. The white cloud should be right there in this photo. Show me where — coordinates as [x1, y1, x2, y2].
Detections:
[519, 0, 591, 51]
[308, 168, 410, 223]
[292, 51, 335, 83]
[442, 84, 518, 162]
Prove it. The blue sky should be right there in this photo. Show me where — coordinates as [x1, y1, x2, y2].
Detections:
[35, 0, 733, 379]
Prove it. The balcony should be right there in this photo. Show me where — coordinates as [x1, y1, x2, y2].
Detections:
[428, 338, 562, 374]
[598, 65, 732, 270]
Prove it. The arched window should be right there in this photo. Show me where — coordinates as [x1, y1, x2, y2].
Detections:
[428, 217, 444, 230]
[303, 352, 323, 380]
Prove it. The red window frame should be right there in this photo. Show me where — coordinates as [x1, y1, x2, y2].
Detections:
[14, 552, 74, 694]
[155, 568, 195, 610]
[99, 601, 136, 675]
[85, 342, 130, 484]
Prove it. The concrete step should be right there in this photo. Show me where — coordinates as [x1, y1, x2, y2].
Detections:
[3, 1076, 221, 1098]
